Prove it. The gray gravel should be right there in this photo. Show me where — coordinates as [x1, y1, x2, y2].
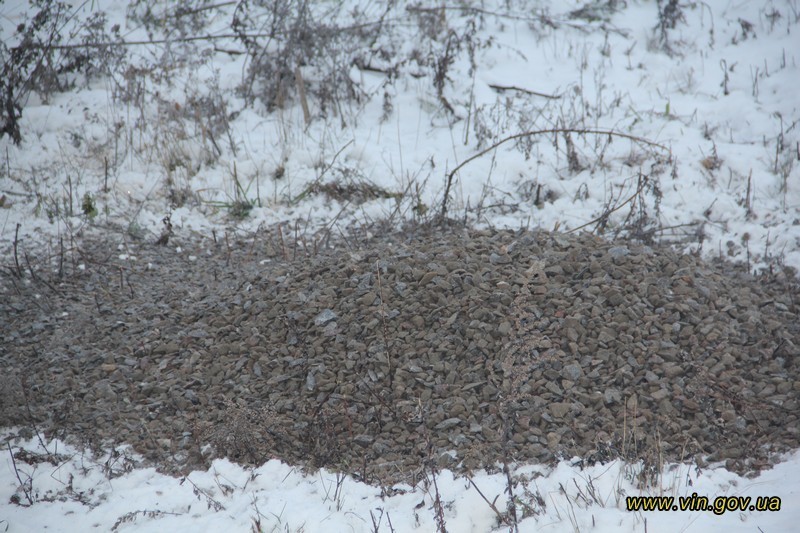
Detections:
[2, 225, 799, 484]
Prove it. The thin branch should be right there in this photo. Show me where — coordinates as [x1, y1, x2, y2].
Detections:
[7, 442, 34, 506]
[27, 16, 406, 51]
[488, 83, 561, 99]
[291, 140, 353, 205]
[13, 223, 23, 277]
[376, 259, 391, 386]
[441, 128, 670, 218]
[32, 33, 245, 50]
[406, 5, 560, 27]
[168, 1, 237, 20]
[466, 476, 512, 527]
[21, 375, 51, 455]
[567, 178, 646, 234]
[24, 251, 63, 296]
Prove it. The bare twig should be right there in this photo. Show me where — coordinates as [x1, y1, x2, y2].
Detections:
[503, 459, 520, 532]
[488, 84, 561, 99]
[467, 476, 512, 527]
[290, 140, 353, 205]
[7, 442, 34, 506]
[566, 176, 648, 234]
[28, 19, 406, 51]
[24, 252, 62, 296]
[180, 475, 226, 511]
[293, 220, 299, 260]
[224, 231, 231, 266]
[407, 5, 556, 27]
[376, 259, 391, 385]
[441, 128, 670, 218]
[430, 466, 448, 533]
[58, 235, 64, 279]
[20, 376, 50, 456]
[277, 224, 288, 261]
[168, 1, 236, 20]
[13, 223, 23, 277]
[295, 66, 311, 126]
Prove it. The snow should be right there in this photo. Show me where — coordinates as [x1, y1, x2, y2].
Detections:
[2, 0, 799, 530]
[2, 433, 798, 532]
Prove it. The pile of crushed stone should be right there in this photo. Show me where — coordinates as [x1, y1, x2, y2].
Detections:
[2, 224, 798, 484]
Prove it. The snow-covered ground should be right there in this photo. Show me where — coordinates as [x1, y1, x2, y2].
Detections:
[2, 432, 798, 532]
[1, 0, 798, 272]
[2, 0, 799, 531]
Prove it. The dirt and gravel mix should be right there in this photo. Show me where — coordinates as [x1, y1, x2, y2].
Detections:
[2, 225, 799, 484]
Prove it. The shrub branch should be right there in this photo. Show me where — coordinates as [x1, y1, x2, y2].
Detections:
[440, 128, 671, 218]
